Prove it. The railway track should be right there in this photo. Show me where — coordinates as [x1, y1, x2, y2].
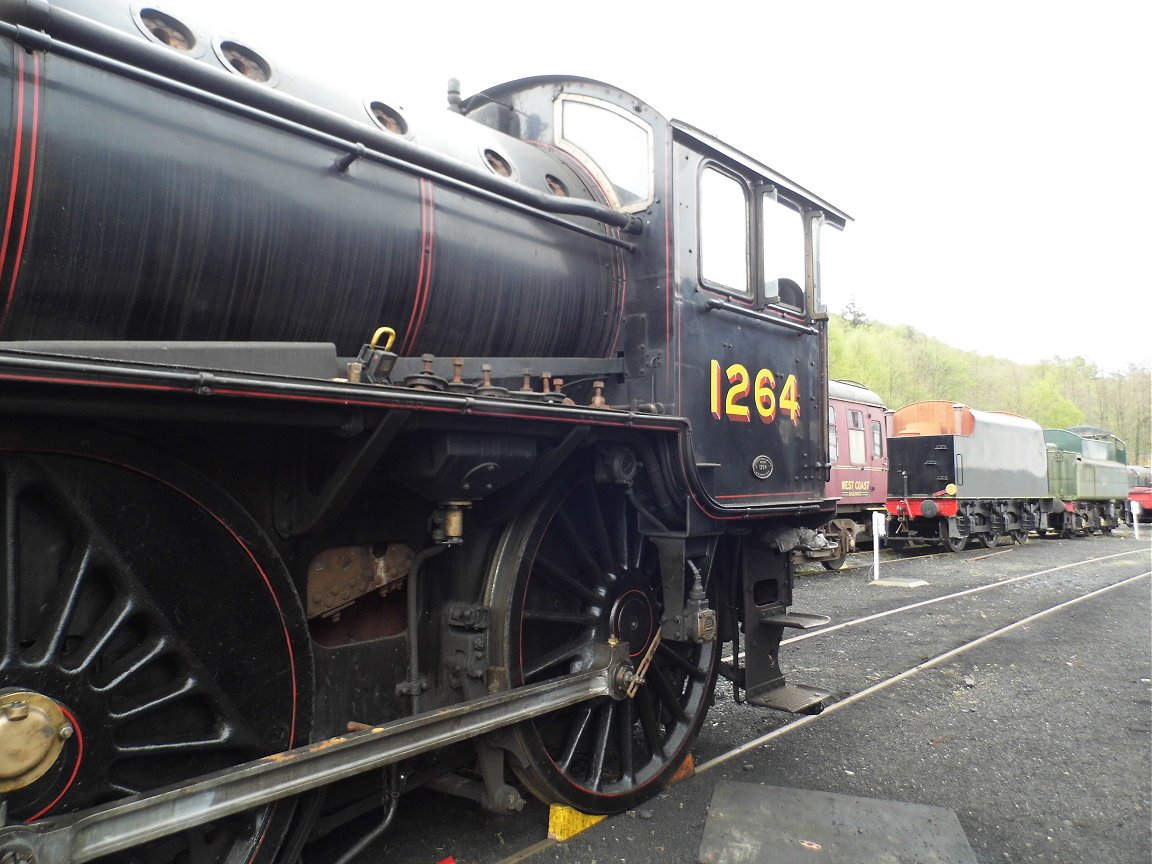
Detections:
[701, 568, 1149, 773]
[783, 547, 1143, 647]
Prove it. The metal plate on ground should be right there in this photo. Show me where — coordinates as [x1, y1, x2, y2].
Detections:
[697, 781, 977, 863]
[871, 577, 929, 588]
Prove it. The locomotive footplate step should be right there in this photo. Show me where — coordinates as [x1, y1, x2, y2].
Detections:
[758, 611, 831, 628]
[697, 781, 978, 864]
[745, 683, 829, 714]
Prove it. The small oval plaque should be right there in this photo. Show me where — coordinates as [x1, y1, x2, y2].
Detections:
[752, 455, 774, 479]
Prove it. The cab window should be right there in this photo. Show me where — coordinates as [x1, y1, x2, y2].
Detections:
[762, 192, 806, 310]
[699, 166, 750, 295]
[556, 96, 653, 211]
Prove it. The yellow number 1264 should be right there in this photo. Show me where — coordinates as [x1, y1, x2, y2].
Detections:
[710, 360, 800, 426]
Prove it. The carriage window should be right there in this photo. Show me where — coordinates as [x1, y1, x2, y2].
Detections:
[848, 409, 866, 466]
[762, 192, 806, 309]
[828, 406, 839, 463]
[557, 97, 653, 211]
[699, 167, 749, 295]
[872, 420, 884, 458]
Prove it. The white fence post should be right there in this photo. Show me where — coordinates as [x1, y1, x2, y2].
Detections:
[871, 510, 885, 582]
[1133, 501, 1142, 541]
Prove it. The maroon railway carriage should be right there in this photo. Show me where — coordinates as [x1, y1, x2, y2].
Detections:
[793, 379, 890, 570]
[0, 2, 852, 862]
[814, 380, 889, 568]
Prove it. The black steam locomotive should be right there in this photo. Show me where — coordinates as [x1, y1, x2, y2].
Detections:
[0, 2, 850, 861]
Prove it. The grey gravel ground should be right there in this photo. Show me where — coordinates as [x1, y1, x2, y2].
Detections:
[332, 532, 1151, 864]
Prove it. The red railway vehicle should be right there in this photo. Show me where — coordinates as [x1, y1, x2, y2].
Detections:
[805, 380, 889, 569]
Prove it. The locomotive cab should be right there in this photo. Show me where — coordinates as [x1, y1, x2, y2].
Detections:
[669, 123, 849, 514]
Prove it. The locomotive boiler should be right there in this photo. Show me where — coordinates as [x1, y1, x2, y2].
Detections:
[0, 2, 851, 862]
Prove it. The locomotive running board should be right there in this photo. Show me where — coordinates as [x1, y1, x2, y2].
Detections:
[0, 643, 632, 864]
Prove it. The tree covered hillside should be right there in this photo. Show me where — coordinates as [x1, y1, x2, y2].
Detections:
[827, 307, 1151, 466]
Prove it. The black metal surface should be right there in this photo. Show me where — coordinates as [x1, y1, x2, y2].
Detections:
[888, 435, 956, 497]
[4, 341, 341, 378]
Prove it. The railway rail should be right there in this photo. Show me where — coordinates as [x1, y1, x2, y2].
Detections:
[703, 568, 1149, 773]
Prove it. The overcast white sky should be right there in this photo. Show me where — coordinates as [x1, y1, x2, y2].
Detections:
[196, 0, 1150, 374]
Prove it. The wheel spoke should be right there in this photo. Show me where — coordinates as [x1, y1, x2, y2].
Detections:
[635, 686, 665, 758]
[110, 676, 198, 720]
[614, 698, 635, 784]
[587, 700, 615, 791]
[116, 733, 235, 756]
[68, 594, 135, 673]
[576, 482, 616, 575]
[647, 663, 690, 724]
[625, 505, 643, 573]
[90, 637, 170, 692]
[532, 553, 599, 605]
[656, 642, 708, 681]
[557, 704, 595, 772]
[522, 609, 597, 625]
[523, 635, 590, 681]
[557, 508, 609, 585]
[21, 548, 94, 665]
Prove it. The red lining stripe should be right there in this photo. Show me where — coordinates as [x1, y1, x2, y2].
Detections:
[408, 179, 436, 347]
[398, 179, 435, 355]
[5, 51, 39, 325]
[0, 50, 27, 329]
[24, 705, 84, 823]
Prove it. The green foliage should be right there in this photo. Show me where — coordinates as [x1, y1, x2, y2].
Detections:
[827, 316, 1151, 465]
